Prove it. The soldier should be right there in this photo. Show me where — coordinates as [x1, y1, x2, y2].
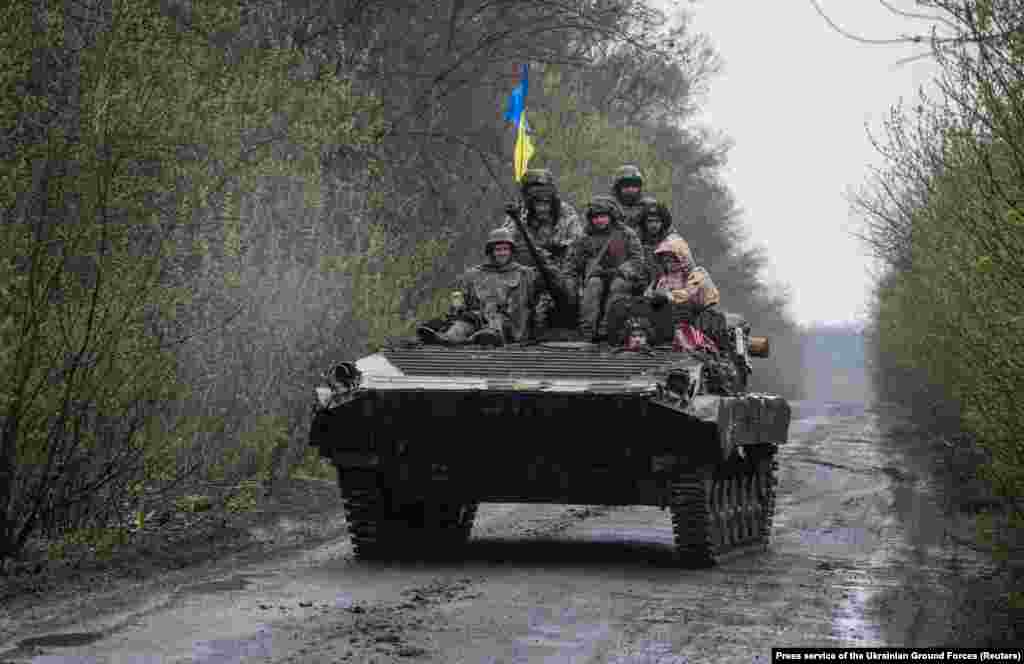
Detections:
[417, 228, 559, 346]
[501, 168, 584, 332]
[623, 317, 654, 351]
[610, 164, 646, 231]
[637, 196, 685, 288]
[502, 168, 584, 268]
[644, 236, 721, 353]
[564, 195, 643, 342]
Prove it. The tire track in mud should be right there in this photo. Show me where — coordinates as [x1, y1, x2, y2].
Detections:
[1, 402, 1001, 663]
[0, 503, 614, 663]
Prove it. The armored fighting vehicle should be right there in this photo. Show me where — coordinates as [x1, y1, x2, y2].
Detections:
[308, 292, 790, 566]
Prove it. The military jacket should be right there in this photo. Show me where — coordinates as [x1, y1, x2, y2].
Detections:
[454, 260, 549, 343]
[618, 201, 646, 232]
[564, 222, 643, 287]
[500, 201, 584, 270]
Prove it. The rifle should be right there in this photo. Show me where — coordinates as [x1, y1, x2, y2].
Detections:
[583, 234, 613, 283]
[504, 204, 573, 313]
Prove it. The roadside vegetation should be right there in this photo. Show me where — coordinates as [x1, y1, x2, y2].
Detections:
[0, 0, 804, 572]
[850, 0, 1023, 640]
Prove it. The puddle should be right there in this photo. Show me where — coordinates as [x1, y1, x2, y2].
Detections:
[830, 528, 896, 647]
[190, 625, 273, 663]
[608, 639, 689, 664]
[509, 606, 612, 663]
[334, 592, 357, 609]
[800, 526, 880, 556]
[822, 410, 891, 646]
[18, 632, 105, 649]
[788, 415, 833, 437]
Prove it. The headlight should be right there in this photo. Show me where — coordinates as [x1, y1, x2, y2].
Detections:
[332, 362, 360, 388]
[663, 364, 702, 401]
[666, 370, 691, 397]
[314, 386, 333, 408]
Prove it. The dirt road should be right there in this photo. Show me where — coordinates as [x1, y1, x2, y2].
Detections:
[0, 400, 997, 663]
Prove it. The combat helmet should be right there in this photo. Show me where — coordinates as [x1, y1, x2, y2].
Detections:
[485, 227, 517, 257]
[612, 165, 643, 204]
[520, 168, 561, 222]
[585, 195, 623, 225]
[521, 169, 556, 198]
[640, 196, 672, 231]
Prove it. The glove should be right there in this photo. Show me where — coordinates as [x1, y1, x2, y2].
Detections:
[648, 292, 670, 309]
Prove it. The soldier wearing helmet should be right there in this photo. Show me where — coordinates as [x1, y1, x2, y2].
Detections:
[563, 195, 643, 341]
[636, 195, 686, 287]
[502, 168, 584, 267]
[623, 317, 654, 352]
[501, 168, 584, 332]
[417, 228, 561, 346]
[611, 165, 646, 231]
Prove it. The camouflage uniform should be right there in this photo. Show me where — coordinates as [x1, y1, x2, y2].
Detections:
[611, 165, 646, 232]
[500, 169, 584, 333]
[421, 228, 557, 346]
[564, 195, 643, 341]
[501, 200, 584, 269]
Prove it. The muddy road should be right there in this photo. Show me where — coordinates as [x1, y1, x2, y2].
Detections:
[1, 400, 995, 663]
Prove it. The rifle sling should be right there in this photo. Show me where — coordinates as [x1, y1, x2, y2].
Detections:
[585, 234, 614, 281]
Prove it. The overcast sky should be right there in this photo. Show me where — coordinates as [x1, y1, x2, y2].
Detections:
[676, 1, 943, 327]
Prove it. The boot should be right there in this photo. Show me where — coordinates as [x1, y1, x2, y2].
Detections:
[469, 328, 504, 347]
[417, 325, 446, 345]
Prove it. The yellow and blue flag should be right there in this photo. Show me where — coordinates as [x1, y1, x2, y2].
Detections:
[503, 64, 535, 182]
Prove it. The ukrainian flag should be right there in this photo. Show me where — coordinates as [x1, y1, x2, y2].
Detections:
[503, 64, 535, 182]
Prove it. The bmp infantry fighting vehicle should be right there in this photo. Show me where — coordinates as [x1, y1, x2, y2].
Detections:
[309, 224, 791, 567]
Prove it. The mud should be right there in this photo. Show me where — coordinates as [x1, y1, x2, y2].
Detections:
[0, 400, 1010, 663]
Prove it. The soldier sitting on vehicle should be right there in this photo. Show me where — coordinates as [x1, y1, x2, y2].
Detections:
[417, 228, 563, 346]
[564, 195, 643, 342]
[502, 168, 584, 268]
[644, 237, 721, 353]
[610, 164, 646, 232]
[619, 317, 655, 353]
[636, 196, 686, 289]
[501, 168, 585, 332]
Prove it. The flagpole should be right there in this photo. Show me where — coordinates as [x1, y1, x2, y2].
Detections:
[500, 63, 569, 314]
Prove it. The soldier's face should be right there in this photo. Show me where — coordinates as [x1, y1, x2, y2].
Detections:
[621, 185, 640, 198]
[590, 213, 610, 230]
[492, 243, 513, 265]
[532, 200, 553, 221]
[659, 253, 681, 272]
[645, 217, 663, 235]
